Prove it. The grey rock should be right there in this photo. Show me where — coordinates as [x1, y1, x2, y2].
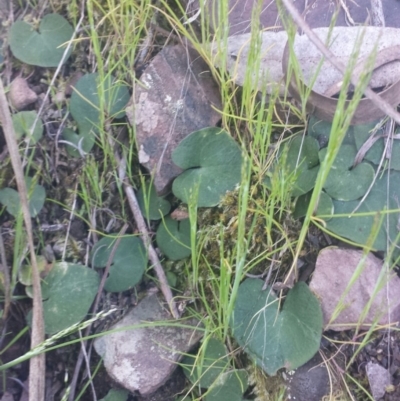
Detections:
[186, 0, 400, 36]
[9, 77, 37, 111]
[126, 45, 221, 195]
[310, 248, 400, 331]
[94, 294, 203, 396]
[366, 361, 391, 401]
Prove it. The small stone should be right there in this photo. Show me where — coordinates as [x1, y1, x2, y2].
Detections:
[366, 361, 392, 400]
[9, 77, 37, 110]
[94, 294, 203, 396]
[310, 248, 400, 331]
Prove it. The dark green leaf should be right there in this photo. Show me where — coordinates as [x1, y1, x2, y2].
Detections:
[182, 338, 230, 388]
[172, 127, 243, 207]
[9, 14, 73, 67]
[91, 236, 147, 292]
[156, 217, 191, 260]
[231, 279, 322, 376]
[30, 262, 100, 334]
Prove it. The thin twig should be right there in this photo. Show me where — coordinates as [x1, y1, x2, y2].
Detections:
[370, 0, 385, 27]
[123, 178, 180, 319]
[280, 0, 400, 126]
[0, 229, 10, 319]
[0, 76, 45, 399]
[106, 124, 179, 319]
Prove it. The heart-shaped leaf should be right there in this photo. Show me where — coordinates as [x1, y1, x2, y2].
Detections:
[172, 127, 243, 207]
[137, 183, 171, 221]
[319, 144, 357, 170]
[285, 136, 320, 197]
[62, 127, 96, 157]
[293, 190, 333, 220]
[353, 122, 400, 171]
[326, 170, 400, 256]
[307, 115, 356, 147]
[67, 73, 130, 156]
[91, 236, 147, 292]
[231, 279, 323, 376]
[9, 14, 73, 67]
[319, 145, 374, 201]
[28, 262, 100, 334]
[182, 337, 230, 388]
[0, 177, 46, 218]
[12, 111, 43, 144]
[205, 370, 248, 401]
[264, 136, 320, 197]
[156, 217, 192, 260]
[323, 163, 375, 201]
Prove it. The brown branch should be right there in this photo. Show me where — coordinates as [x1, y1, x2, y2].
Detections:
[280, 0, 400, 126]
[0, 77, 45, 399]
[123, 174, 180, 319]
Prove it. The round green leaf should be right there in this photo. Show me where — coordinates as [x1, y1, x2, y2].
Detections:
[182, 338, 230, 388]
[28, 262, 100, 334]
[137, 184, 171, 221]
[231, 279, 323, 376]
[205, 370, 248, 401]
[70, 73, 130, 135]
[172, 127, 243, 207]
[307, 115, 356, 147]
[0, 177, 45, 217]
[156, 217, 192, 260]
[62, 127, 96, 157]
[319, 144, 357, 170]
[91, 236, 147, 292]
[9, 14, 73, 67]
[323, 162, 374, 201]
[68, 73, 129, 156]
[326, 170, 400, 257]
[293, 191, 333, 220]
[12, 111, 43, 144]
[286, 136, 320, 197]
[354, 122, 400, 171]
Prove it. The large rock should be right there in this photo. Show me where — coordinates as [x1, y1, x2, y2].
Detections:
[127, 45, 221, 195]
[310, 247, 400, 331]
[186, 0, 400, 36]
[94, 294, 203, 396]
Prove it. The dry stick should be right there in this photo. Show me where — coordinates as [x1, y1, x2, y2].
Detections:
[68, 223, 129, 401]
[122, 171, 180, 319]
[107, 124, 179, 319]
[280, 0, 400, 126]
[0, 228, 10, 319]
[370, 0, 385, 27]
[0, 79, 45, 399]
